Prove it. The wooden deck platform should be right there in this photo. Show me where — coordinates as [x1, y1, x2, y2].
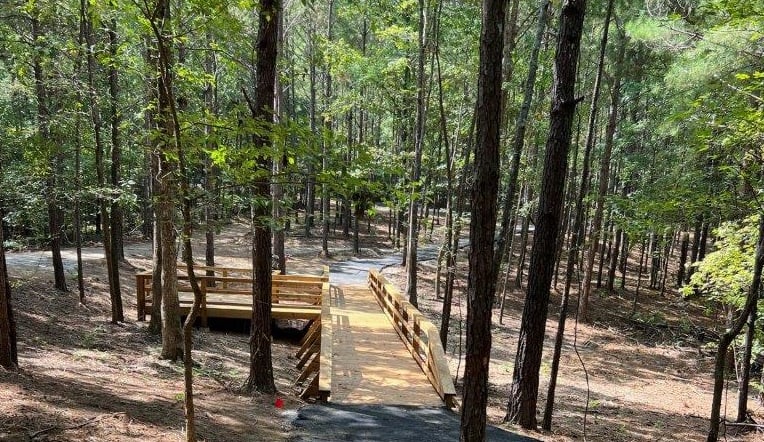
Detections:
[134, 264, 454, 407]
[136, 265, 329, 323]
[328, 284, 444, 406]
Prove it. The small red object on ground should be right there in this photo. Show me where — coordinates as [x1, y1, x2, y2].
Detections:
[275, 397, 284, 409]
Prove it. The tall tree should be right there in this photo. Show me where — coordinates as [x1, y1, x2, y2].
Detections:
[404, 0, 429, 307]
[243, 0, 280, 394]
[320, 0, 334, 258]
[506, 0, 588, 429]
[494, 0, 549, 282]
[146, 0, 182, 360]
[707, 215, 763, 441]
[108, 18, 125, 263]
[0, 172, 15, 369]
[459, 0, 505, 439]
[30, 9, 67, 293]
[578, 0, 615, 322]
[83, 0, 123, 323]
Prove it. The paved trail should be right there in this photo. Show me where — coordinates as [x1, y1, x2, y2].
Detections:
[288, 404, 538, 442]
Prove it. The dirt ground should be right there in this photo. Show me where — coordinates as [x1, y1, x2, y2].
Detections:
[0, 215, 762, 441]
[383, 221, 764, 442]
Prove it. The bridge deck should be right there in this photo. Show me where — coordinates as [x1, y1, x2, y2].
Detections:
[329, 284, 443, 406]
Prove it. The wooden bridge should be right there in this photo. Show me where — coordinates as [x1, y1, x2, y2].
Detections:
[136, 265, 456, 407]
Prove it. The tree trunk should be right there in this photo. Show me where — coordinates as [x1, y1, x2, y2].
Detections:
[578, 0, 616, 322]
[243, 0, 280, 395]
[708, 215, 763, 441]
[459, 0, 506, 438]
[687, 215, 703, 283]
[149, 207, 163, 334]
[321, 0, 334, 258]
[677, 231, 690, 287]
[493, 0, 549, 280]
[596, 217, 611, 288]
[620, 233, 629, 289]
[273, 16, 287, 275]
[699, 221, 709, 262]
[306, 21, 317, 237]
[404, 0, 429, 308]
[148, 0, 182, 360]
[175, 65, 205, 442]
[73, 13, 86, 304]
[634, 237, 646, 314]
[85, 3, 122, 322]
[541, 21, 601, 425]
[554, 114, 582, 289]
[506, 0, 587, 429]
[514, 207, 531, 288]
[607, 226, 623, 292]
[0, 205, 16, 369]
[31, 14, 67, 293]
[108, 19, 124, 263]
[736, 301, 756, 423]
[440, 111, 474, 349]
[204, 32, 218, 279]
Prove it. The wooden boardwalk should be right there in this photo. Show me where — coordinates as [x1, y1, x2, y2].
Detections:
[328, 284, 444, 406]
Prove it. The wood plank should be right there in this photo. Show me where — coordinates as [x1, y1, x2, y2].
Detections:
[296, 325, 320, 359]
[143, 302, 320, 320]
[296, 354, 320, 384]
[298, 319, 321, 346]
[297, 343, 319, 370]
[366, 271, 456, 405]
[300, 374, 320, 400]
[318, 282, 332, 396]
[329, 285, 441, 406]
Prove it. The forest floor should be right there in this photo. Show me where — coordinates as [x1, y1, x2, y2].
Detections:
[0, 215, 762, 441]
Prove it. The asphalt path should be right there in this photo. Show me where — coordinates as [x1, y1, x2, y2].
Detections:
[328, 242, 442, 285]
[287, 404, 539, 442]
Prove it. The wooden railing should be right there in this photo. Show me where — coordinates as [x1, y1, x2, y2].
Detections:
[368, 269, 457, 407]
[294, 282, 332, 401]
[136, 265, 330, 325]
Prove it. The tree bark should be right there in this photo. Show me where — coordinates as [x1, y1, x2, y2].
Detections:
[493, 0, 549, 280]
[147, 0, 182, 360]
[677, 231, 690, 287]
[243, 0, 280, 395]
[578, 0, 615, 322]
[687, 215, 703, 283]
[0, 205, 16, 370]
[404, 0, 429, 308]
[320, 0, 334, 258]
[31, 14, 67, 293]
[204, 31, 218, 278]
[108, 19, 124, 263]
[84, 2, 122, 322]
[708, 215, 764, 441]
[459, 0, 506, 438]
[736, 300, 756, 423]
[506, 0, 587, 429]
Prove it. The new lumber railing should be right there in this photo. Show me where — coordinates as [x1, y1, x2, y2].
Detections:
[368, 270, 457, 407]
[136, 265, 330, 325]
[294, 282, 332, 401]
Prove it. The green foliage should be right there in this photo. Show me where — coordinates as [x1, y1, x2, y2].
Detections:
[682, 216, 759, 308]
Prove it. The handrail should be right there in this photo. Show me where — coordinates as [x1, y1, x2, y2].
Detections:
[368, 269, 457, 407]
[136, 265, 329, 321]
[318, 282, 332, 400]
